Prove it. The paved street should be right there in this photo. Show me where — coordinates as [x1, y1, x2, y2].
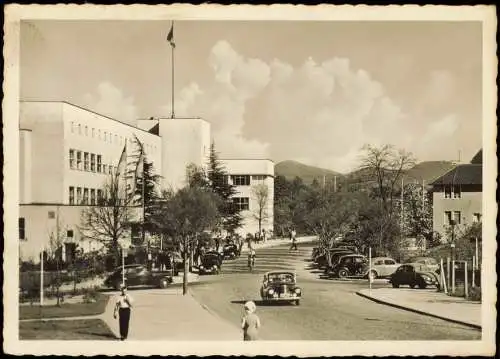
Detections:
[190, 241, 481, 340]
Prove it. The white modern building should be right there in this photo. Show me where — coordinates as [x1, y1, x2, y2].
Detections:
[18, 101, 273, 262]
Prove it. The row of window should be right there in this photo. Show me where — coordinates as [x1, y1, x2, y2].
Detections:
[443, 185, 462, 199]
[69, 149, 118, 174]
[69, 186, 104, 205]
[233, 197, 249, 211]
[229, 175, 268, 186]
[19, 217, 73, 240]
[444, 211, 481, 225]
[70, 122, 157, 153]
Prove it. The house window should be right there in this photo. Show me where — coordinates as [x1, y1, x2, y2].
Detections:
[233, 197, 250, 211]
[77, 187, 82, 204]
[98, 129, 101, 140]
[97, 155, 102, 173]
[48, 211, 55, 219]
[76, 151, 82, 170]
[19, 217, 25, 240]
[223, 175, 229, 185]
[453, 185, 462, 198]
[69, 186, 75, 205]
[83, 188, 89, 204]
[472, 213, 481, 223]
[90, 189, 96, 205]
[92, 128, 95, 138]
[90, 154, 96, 172]
[97, 189, 103, 203]
[232, 175, 251, 186]
[70, 122, 75, 133]
[453, 211, 461, 224]
[444, 186, 452, 199]
[103, 164, 107, 174]
[69, 149, 75, 169]
[444, 211, 452, 225]
[85, 126, 88, 136]
[67, 230, 74, 238]
[114, 134, 118, 144]
[84, 152, 89, 171]
[104, 131, 107, 142]
[78, 124, 81, 134]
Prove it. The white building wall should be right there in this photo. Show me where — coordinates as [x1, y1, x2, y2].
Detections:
[158, 118, 211, 190]
[19, 129, 33, 204]
[222, 159, 274, 237]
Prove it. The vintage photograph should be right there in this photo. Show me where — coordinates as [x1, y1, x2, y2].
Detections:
[3, 4, 497, 357]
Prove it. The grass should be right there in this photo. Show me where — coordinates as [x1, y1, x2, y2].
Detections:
[19, 292, 110, 320]
[19, 319, 116, 340]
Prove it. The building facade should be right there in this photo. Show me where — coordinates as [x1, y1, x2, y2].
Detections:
[430, 150, 482, 240]
[18, 101, 274, 261]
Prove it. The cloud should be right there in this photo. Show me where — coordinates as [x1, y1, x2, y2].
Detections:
[82, 82, 139, 126]
[163, 41, 464, 172]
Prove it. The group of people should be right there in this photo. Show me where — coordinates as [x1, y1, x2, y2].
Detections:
[112, 285, 262, 341]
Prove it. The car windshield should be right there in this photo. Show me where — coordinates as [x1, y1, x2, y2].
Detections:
[267, 273, 294, 283]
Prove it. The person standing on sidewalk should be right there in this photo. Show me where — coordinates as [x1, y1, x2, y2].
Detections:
[289, 228, 298, 251]
[241, 301, 261, 341]
[113, 284, 134, 340]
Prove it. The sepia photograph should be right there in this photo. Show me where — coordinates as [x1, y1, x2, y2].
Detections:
[3, 4, 497, 357]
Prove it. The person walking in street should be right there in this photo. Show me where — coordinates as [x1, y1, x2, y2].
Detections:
[289, 228, 298, 251]
[241, 300, 261, 341]
[113, 284, 134, 340]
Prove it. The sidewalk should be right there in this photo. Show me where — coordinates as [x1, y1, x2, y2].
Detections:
[357, 287, 481, 329]
[241, 235, 316, 254]
[101, 287, 241, 340]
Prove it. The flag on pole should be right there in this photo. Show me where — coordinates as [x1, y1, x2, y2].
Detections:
[167, 23, 175, 48]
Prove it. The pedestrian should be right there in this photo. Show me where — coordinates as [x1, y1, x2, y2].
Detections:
[241, 300, 261, 341]
[289, 228, 298, 251]
[261, 229, 267, 243]
[113, 284, 134, 340]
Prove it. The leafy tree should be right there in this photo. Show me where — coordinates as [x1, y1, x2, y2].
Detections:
[206, 142, 242, 234]
[150, 186, 220, 294]
[252, 184, 270, 234]
[80, 174, 133, 269]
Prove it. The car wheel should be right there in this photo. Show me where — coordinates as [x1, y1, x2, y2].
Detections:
[159, 278, 169, 289]
[391, 282, 400, 288]
[338, 268, 349, 279]
[295, 300, 300, 306]
[409, 283, 416, 289]
[369, 270, 378, 281]
[418, 282, 427, 289]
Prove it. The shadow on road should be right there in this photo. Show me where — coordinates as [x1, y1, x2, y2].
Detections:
[230, 299, 297, 307]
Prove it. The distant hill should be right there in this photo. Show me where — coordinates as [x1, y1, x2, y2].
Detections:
[275, 160, 455, 186]
[275, 160, 343, 184]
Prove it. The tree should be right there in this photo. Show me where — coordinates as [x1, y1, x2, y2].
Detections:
[206, 142, 242, 234]
[252, 184, 270, 234]
[46, 222, 67, 306]
[80, 174, 133, 269]
[150, 186, 220, 294]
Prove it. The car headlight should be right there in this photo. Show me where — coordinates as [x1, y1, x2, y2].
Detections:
[268, 288, 274, 295]
[295, 288, 301, 294]
[422, 276, 432, 283]
[200, 265, 204, 269]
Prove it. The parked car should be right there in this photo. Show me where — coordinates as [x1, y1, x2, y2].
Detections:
[328, 254, 369, 278]
[311, 247, 321, 260]
[104, 264, 173, 290]
[367, 257, 400, 280]
[260, 271, 302, 305]
[317, 248, 354, 269]
[404, 257, 439, 272]
[323, 250, 356, 272]
[222, 243, 239, 260]
[389, 264, 440, 289]
[199, 252, 222, 275]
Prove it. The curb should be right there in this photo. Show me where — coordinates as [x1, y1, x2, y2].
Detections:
[192, 294, 242, 336]
[355, 291, 481, 330]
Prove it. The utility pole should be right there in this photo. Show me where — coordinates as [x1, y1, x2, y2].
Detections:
[334, 175, 337, 193]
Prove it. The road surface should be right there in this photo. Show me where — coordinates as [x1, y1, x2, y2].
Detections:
[190, 241, 480, 340]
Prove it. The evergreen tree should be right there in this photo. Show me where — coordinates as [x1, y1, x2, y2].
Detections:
[206, 142, 242, 234]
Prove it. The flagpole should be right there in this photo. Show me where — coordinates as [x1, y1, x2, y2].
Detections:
[171, 21, 175, 119]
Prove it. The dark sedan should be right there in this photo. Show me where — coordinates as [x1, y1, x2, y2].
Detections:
[104, 264, 173, 290]
[199, 252, 222, 275]
[389, 264, 440, 289]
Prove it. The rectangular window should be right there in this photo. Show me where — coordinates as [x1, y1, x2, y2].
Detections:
[92, 128, 95, 138]
[78, 124, 82, 134]
[83, 188, 89, 204]
[98, 129, 102, 140]
[19, 217, 25, 240]
[69, 149, 75, 169]
[453, 185, 462, 198]
[444, 211, 452, 225]
[84, 152, 89, 171]
[233, 197, 250, 211]
[90, 154, 96, 172]
[252, 175, 266, 181]
[472, 213, 481, 223]
[114, 134, 118, 144]
[69, 186, 75, 205]
[97, 155, 102, 173]
[231, 175, 251, 186]
[97, 189, 103, 204]
[76, 151, 82, 170]
[90, 189, 96, 205]
[104, 131, 107, 142]
[48, 211, 55, 219]
[85, 126, 88, 136]
[454, 211, 461, 224]
[223, 175, 229, 185]
[70, 122, 75, 133]
[67, 230, 74, 238]
[77, 187, 82, 204]
[103, 164, 107, 174]
[444, 186, 452, 199]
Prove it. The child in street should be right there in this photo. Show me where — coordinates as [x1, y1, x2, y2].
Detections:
[241, 301, 261, 341]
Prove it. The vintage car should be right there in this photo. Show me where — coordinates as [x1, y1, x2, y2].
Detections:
[222, 242, 239, 260]
[260, 271, 302, 305]
[389, 264, 440, 289]
[199, 251, 222, 275]
[327, 254, 369, 278]
[317, 248, 354, 269]
[404, 256, 439, 272]
[104, 264, 173, 290]
[367, 257, 400, 280]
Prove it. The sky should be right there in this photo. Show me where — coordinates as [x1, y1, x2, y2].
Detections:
[20, 20, 483, 173]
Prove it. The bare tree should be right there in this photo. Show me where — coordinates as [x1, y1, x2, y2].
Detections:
[79, 174, 133, 269]
[252, 184, 270, 235]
